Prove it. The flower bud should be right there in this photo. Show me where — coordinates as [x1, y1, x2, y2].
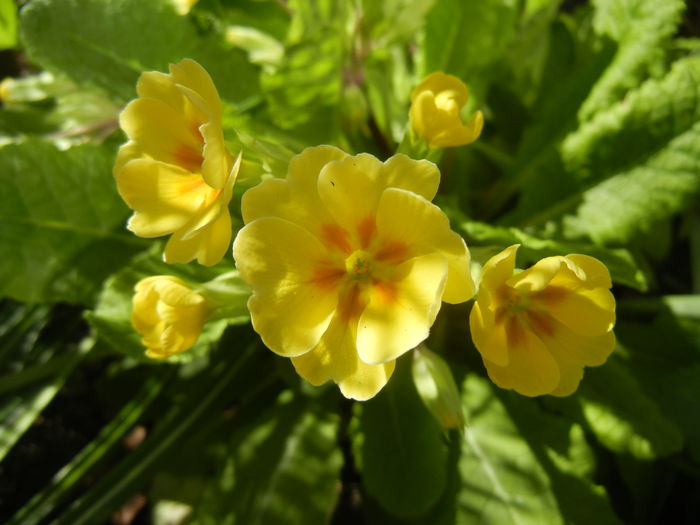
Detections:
[132, 275, 209, 359]
[412, 346, 464, 430]
[409, 72, 483, 149]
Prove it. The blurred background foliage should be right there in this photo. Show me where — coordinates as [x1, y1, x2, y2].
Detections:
[1, 0, 700, 523]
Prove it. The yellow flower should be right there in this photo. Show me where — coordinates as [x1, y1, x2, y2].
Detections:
[232, 146, 474, 400]
[409, 72, 484, 149]
[114, 58, 240, 266]
[469, 245, 616, 397]
[132, 275, 209, 359]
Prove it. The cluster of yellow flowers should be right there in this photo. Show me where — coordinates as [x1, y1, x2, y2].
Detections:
[117, 60, 616, 402]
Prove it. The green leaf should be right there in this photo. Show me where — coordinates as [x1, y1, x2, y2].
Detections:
[615, 314, 700, 462]
[579, 0, 686, 121]
[563, 57, 700, 183]
[355, 357, 448, 518]
[418, 0, 519, 83]
[560, 57, 700, 244]
[361, 0, 437, 48]
[578, 357, 684, 460]
[457, 219, 648, 291]
[501, 393, 621, 525]
[190, 390, 343, 525]
[20, 0, 259, 105]
[455, 377, 562, 524]
[0, 139, 145, 304]
[0, 0, 17, 50]
[260, 0, 350, 143]
[566, 123, 700, 245]
[88, 248, 248, 363]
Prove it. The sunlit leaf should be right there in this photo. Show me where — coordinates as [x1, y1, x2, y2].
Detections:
[0, 139, 145, 304]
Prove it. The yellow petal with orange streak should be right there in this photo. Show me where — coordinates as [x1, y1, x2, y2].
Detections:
[233, 217, 341, 357]
[118, 159, 208, 238]
[375, 188, 473, 303]
[356, 254, 447, 365]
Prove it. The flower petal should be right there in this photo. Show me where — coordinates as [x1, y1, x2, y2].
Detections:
[431, 110, 484, 148]
[242, 178, 333, 238]
[232, 217, 341, 357]
[378, 155, 440, 201]
[317, 154, 442, 237]
[543, 318, 616, 368]
[480, 244, 519, 292]
[164, 208, 231, 266]
[375, 188, 473, 303]
[114, 141, 143, 175]
[508, 256, 564, 292]
[411, 72, 468, 107]
[317, 153, 385, 235]
[286, 144, 349, 191]
[199, 120, 230, 189]
[563, 254, 613, 288]
[169, 58, 222, 121]
[291, 316, 394, 400]
[481, 324, 560, 396]
[541, 321, 616, 396]
[136, 71, 185, 113]
[534, 286, 616, 336]
[469, 301, 509, 366]
[118, 159, 207, 237]
[356, 253, 448, 364]
[119, 98, 203, 168]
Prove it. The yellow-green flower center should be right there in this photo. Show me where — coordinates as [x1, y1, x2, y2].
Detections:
[345, 250, 374, 280]
[499, 287, 530, 315]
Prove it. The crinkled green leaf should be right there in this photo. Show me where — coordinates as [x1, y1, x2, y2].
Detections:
[563, 57, 700, 182]
[0, 139, 145, 304]
[20, 0, 259, 105]
[561, 58, 700, 244]
[580, 0, 685, 120]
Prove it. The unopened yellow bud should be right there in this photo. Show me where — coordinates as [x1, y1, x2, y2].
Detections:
[132, 276, 209, 359]
[409, 72, 483, 149]
[412, 346, 464, 430]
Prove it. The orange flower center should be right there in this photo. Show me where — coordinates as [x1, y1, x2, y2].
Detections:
[345, 250, 374, 280]
[311, 220, 410, 322]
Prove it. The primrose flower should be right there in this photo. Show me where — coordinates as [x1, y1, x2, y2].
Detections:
[409, 72, 484, 149]
[469, 245, 616, 397]
[233, 146, 474, 400]
[114, 58, 239, 266]
[132, 275, 210, 359]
